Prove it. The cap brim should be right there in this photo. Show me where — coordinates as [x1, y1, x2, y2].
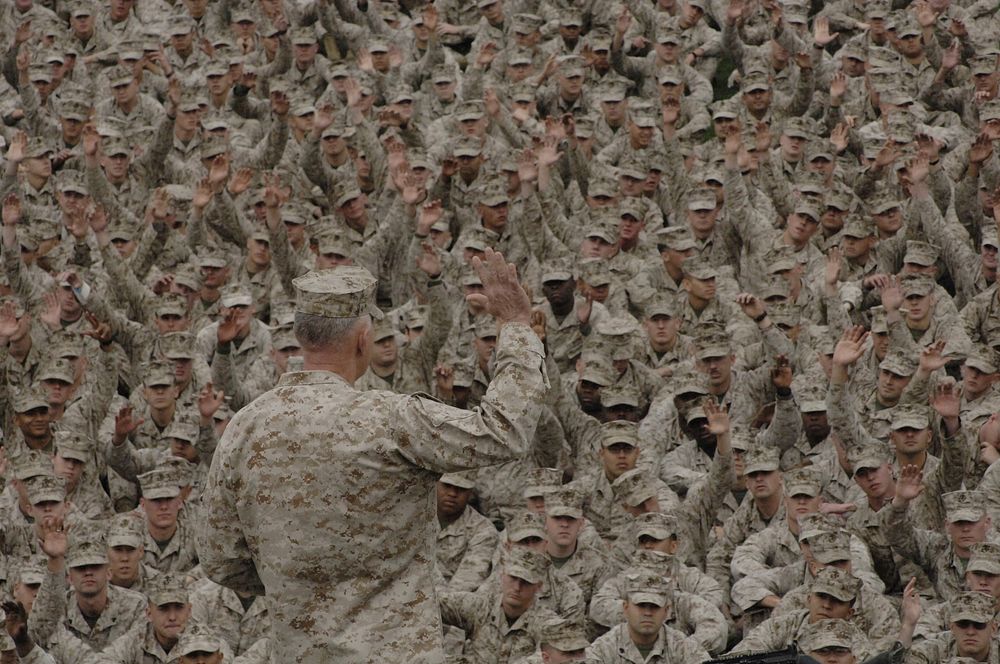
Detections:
[968, 560, 1000, 575]
[508, 527, 546, 542]
[636, 526, 671, 540]
[178, 640, 221, 656]
[891, 417, 928, 430]
[948, 509, 986, 523]
[808, 637, 853, 650]
[143, 488, 181, 500]
[549, 635, 590, 651]
[950, 610, 993, 624]
[628, 591, 667, 606]
[811, 584, 855, 602]
[812, 549, 851, 564]
[851, 458, 884, 476]
[107, 535, 142, 548]
[68, 554, 108, 568]
[506, 566, 542, 584]
[151, 592, 189, 606]
[743, 462, 780, 475]
[786, 484, 821, 497]
[547, 506, 582, 519]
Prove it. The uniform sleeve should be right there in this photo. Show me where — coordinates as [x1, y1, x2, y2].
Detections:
[198, 421, 266, 595]
[446, 521, 498, 593]
[730, 527, 776, 581]
[885, 503, 948, 582]
[390, 322, 548, 473]
[674, 592, 728, 654]
[678, 449, 733, 557]
[27, 569, 69, 646]
[437, 591, 480, 632]
[589, 575, 626, 628]
[731, 563, 800, 612]
[732, 614, 799, 653]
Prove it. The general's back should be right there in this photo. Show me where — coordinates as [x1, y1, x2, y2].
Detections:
[202, 330, 546, 663]
[226, 370, 446, 662]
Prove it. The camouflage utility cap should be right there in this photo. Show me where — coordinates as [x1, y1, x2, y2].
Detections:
[293, 267, 384, 320]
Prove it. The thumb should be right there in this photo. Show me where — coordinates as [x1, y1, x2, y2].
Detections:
[465, 293, 488, 310]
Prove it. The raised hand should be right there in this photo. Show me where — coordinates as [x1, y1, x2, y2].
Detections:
[2, 600, 28, 645]
[830, 71, 847, 101]
[87, 202, 109, 234]
[193, 178, 215, 211]
[467, 248, 532, 326]
[261, 173, 285, 210]
[228, 168, 255, 196]
[313, 102, 335, 133]
[735, 292, 766, 320]
[400, 172, 424, 206]
[900, 577, 921, 644]
[918, 340, 948, 373]
[941, 40, 960, 70]
[895, 464, 925, 502]
[271, 88, 290, 119]
[727, 0, 746, 23]
[873, 140, 899, 169]
[0, 301, 21, 340]
[754, 121, 772, 153]
[13, 21, 33, 46]
[537, 135, 563, 167]
[724, 125, 742, 156]
[198, 381, 225, 420]
[415, 241, 442, 278]
[422, 4, 438, 31]
[703, 398, 731, 435]
[440, 156, 458, 178]
[517, 148, 538, 183]
[434, 364, 454, 396]
[208, 154, 230, 187]
[530, 309, 546, 343]
[793, 51, 813, 70]
[113, 405, 144, 445]
[5, 132, 27, 165]
[82, 312, 112, 345]
[417, 199, 443, 236]
[576, 291, 593, 325]
[970, 133, 994, 165]
[40, 292, 62, 330]
[217, 308, 241, 344]
[831, 122, 849, 154]
[616, 7, 632, 36]
[343, 77, 363, 110]
[825, 247, 843, 287]
[15, 45, 30, 73]
[483, 87, 501, 118]
[914, 0, 937, 28]
[813, 17, 839, 47]
[662, 97, 681, 127]
[981, 415, 1000, 465]
[878, 275, 904, 312]
[386, 141, 408, 173]
[930, 377, 961, 419]
[2, 194, 21, 227]
[476, 42, 498, 68]
[771, 354, 792, 389]
[832, 325, 870, 367]
[906, 154, 930, 187]
[38, 515, 68, 560]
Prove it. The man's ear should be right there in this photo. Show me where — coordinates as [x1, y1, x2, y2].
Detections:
[356, 321, 372, 357]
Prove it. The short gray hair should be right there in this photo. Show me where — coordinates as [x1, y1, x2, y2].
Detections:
[293, 313, 365, 350]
